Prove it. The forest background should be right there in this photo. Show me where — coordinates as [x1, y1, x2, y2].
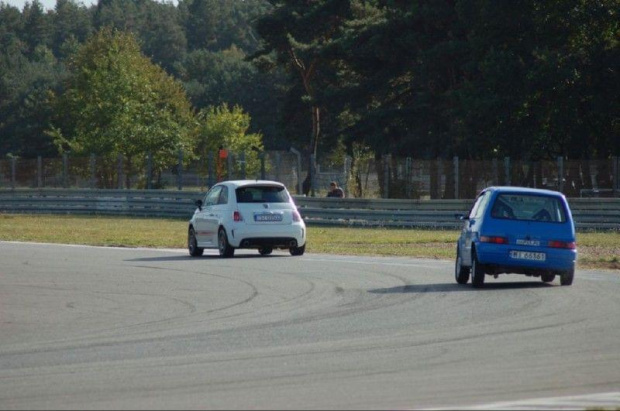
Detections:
[0, 0, 618, 195]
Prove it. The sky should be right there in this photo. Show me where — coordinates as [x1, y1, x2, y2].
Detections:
[2, 0, 178, 11]
[2, 0, 97, 10]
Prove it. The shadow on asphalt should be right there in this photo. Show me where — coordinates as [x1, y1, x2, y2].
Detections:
[369, 281, 554, 294]
[125, 254, 290, 262]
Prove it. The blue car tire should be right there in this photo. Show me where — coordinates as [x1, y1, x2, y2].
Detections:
[455, 248, 470, 284]
[560, 269, 574, 286]
[471, 251, 485, 288]
[541, 273, 555, 283]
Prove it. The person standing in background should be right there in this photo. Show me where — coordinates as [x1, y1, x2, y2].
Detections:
[327, 181, 344, 198]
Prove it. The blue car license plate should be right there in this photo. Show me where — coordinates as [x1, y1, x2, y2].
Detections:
[510, 250, 546, 261]
[254, 213, 283, 222]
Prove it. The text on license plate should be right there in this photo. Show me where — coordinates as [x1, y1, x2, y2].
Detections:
[510, 251, 546, 261]
[254, 213, 283, 222]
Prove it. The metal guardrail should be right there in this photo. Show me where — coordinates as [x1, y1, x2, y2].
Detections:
[0, 189, 619, 231]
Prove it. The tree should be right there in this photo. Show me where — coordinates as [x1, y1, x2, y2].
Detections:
[253, 0, 351, 164]
[183, 0, 270, 53]
[51, 0, 94, 58]
[139, 1, 187, 74]
[179, 46, 287, 144]
[0, 2, 64, 158]
[48, 28, 196, 187]
[21, 0, 52, 54]
[195, 103, 264, 178]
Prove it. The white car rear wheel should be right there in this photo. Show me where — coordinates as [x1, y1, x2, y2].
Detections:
[218, 228, 235, 258]
[290, 244, 305, 256]
[258, 247, 273, 256]
[188, 227, 204, 257]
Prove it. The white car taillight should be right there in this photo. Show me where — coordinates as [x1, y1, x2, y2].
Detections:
[292, 210, 301, 222]
[233, 211, 243, 222]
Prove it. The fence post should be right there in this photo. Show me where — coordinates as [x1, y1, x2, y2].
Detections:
[62, 153, 68, 188]
[453, 156, 459, 199]
[310, 154, 317, 197]
[146, 152, 152, 190]
[344, 155, 352, 197]
[436, 158, 443, 200]
[275, 152, 281, 182]
[240, 151, 246, 179]
[260, 152, 266, 180]
[37, 156, 42, 188]
[227, 153, 233, 180]
[504, 157, 511, 186]
[117, 154, 123, 189]
[614, 156, 619, 197]
[405, 157, 412, 198]
[383, 154, 390, 199]
[177, 149, 183, 190]
[89, 154, 96, 189]
[11, 157, 16, 189]
[289, 147, 302, 194]
[557, 156, 564, 193]
[492, 158, 498, 185]
[207, 151, 215, 188]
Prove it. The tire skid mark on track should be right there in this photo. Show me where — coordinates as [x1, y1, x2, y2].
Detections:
[243, 268, 430, 331]
[0, 266, 259, 353]
[70, 271, 261, 342]
[0, 268, 428, 361]
[2, 242, 620, 410]
[432, 391, 620, 410]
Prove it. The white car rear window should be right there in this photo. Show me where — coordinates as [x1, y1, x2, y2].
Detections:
[236, 186, 289, 203]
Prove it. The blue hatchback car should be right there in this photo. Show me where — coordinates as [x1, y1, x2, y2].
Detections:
[455, 187, 577, 287]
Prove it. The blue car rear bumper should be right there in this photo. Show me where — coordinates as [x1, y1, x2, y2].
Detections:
[476, 242, 576, 273]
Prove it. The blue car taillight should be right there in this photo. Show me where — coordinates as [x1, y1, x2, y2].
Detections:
[480, 236, 509, 245]
[548, 240, 576, 249]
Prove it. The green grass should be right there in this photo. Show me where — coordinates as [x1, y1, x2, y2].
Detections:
[0, 214, 618, 270]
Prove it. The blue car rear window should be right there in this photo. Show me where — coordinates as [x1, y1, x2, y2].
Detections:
[490, 194, 567, 223]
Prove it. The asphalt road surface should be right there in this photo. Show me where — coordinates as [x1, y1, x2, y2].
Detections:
[1, 242, 619, 410]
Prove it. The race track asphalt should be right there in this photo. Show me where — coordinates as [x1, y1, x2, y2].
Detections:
[1, 242, 619, 410]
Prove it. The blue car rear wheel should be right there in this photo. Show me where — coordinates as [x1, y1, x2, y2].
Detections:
[541, 273, 555, 283]
[471, 251, 485, 288]
[455, 248, 470, 284]
[560, 269, 574, 286]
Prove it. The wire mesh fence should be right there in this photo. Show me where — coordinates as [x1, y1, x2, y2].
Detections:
[1, 152, 618, 199]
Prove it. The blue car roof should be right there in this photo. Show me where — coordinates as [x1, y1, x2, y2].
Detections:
[484, 186, 566, 198]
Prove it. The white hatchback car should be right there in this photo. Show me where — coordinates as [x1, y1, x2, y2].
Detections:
[188, 180, 307, 258]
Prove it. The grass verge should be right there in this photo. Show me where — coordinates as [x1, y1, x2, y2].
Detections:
[0, 214, 618, 270]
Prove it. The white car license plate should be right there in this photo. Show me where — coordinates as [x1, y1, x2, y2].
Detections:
[510, 251, 546, 261]
[254, 213, 283, 222]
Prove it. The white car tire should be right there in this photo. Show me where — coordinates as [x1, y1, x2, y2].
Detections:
[289, 244, 305, 256]
[188, 227, 204, 257]
[218, 228, 235, 258]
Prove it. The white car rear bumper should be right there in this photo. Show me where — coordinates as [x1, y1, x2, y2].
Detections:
[227, 223, 306, 248]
